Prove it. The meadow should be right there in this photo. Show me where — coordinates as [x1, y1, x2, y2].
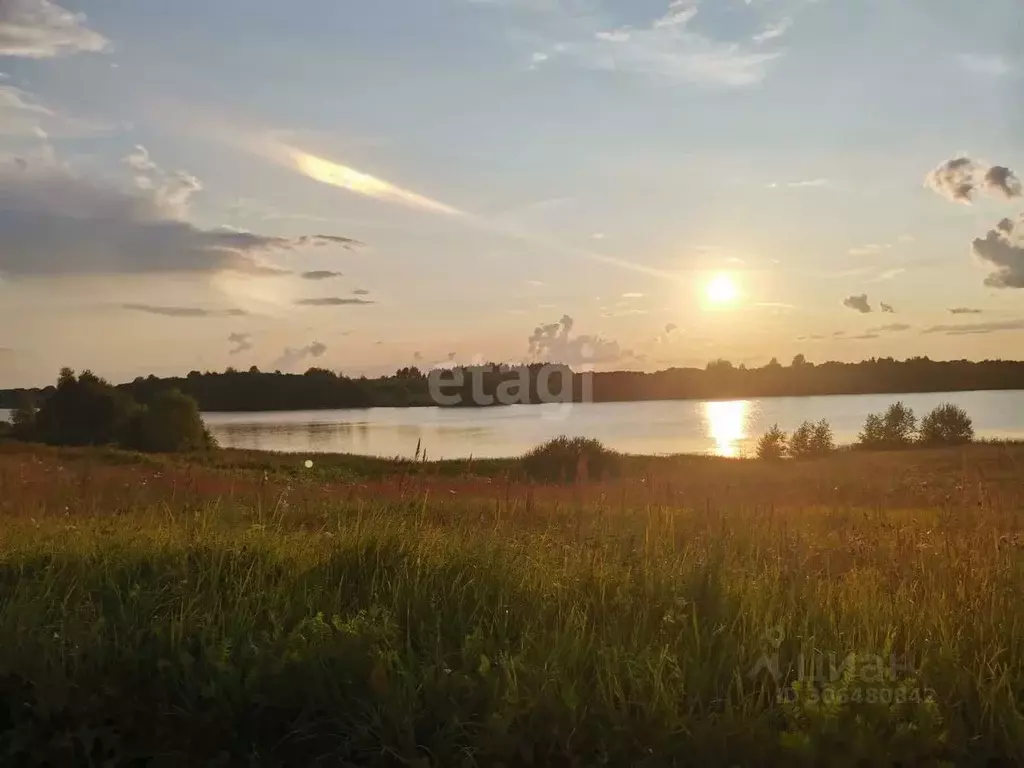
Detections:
[1, 440, 1023, 765]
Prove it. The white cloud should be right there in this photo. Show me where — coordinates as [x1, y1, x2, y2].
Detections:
[0, 0, 109, 59]
[958, 53, 1014, 77]
[524, 0, 783, 87]
[0, 151, 352, 278]
[752, 18, 792, 44]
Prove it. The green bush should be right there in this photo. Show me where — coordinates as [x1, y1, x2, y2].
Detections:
[919, 403, 974, 446]
[810, 418, 835, 455]
[126, 390, 215, 453]
[35, 368, 138, 447]
[788, 419, 835, 459]
[521, 436, 620, 482]
[858, 402, 917, 450]
[756, 424, 788, 460]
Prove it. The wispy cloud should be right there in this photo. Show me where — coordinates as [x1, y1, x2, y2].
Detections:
[752, 18, 792, 45]
[517, 0, 784, 87]
[923, 319, 1024, 336]
[228, 332, 253, 354]
[300, 270, 343, 280]
[295, 297, 375, 306]
[868, 323, 911, 333]
[848, 243, 891, 256]
[0, 0, 109, 59]
[122, 304, 247, 318]
[948, 307, 983, 315]
[958, 53, 1014, 77]
[272, 341, 327, 370]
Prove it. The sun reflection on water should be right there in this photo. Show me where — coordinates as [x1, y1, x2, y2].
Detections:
[703, 400, 751, 457]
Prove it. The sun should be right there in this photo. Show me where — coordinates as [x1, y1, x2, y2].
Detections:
[705, 273, 739, 306]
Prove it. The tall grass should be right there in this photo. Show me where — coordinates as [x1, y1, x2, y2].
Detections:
[0, 443, 1022, 764]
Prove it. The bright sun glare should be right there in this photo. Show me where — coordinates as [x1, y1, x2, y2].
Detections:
[705, 273, 739, 306]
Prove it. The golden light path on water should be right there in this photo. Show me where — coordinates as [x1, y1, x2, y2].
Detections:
[703, 400, 751, 458]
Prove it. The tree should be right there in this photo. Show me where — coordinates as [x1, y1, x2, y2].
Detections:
[788, 421, 815, 458]
[10, 392, 37, 440]
[883, 401, 917, 446]
[765, 357, 782, 369]
[859, 413, 885, 448]
[809, 419, 835, 455]
[919, 403, 974, 446]
[756, 424, 788, 460]
[858, 402, 917, 449]
[35, 369, 137, 447]
[791, 353, 808, 368]
[126, 390, 214, 453]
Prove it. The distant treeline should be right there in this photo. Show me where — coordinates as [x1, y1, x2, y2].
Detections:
[3, 356, 1024, 412]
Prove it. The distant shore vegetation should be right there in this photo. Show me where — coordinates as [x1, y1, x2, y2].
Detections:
[5, 355, 1024, 412]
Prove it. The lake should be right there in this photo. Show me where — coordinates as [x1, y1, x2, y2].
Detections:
[5, 390, 1024, 458]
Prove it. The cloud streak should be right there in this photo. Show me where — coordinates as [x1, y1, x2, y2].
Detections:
[0, 0, 109, 59]
[122, 304, 247, 318]
[295, 297, 375, 306]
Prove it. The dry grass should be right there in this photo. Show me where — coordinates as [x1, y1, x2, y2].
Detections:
[0, 440, 1022, 765]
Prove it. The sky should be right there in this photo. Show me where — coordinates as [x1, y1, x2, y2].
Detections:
[0, 0, 1023, 387]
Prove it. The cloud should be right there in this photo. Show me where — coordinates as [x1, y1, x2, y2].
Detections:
[767, 178, 828, 189]
[850, 333, 879, 340]
[752, 18, 792, 44]
[868, 323, 911, 333]
[948, 307, 983, 314]
[973, 216, 1024, 288]
[665, 323, 678, 334]
[228, 332, 252, 355]
[880, 302, 895, 313]
[276, 143, 461, 216]
[296, 234, 363, 249]
[0, 0, 109, 59]
[926, 157, 1022, 203]
[842, 294, 872, 313]
[832, 331, 846, 338]
[294, 297, 375, 306]
[922, 319, 1024, 336]
[272, 341, 327, 370]
[352, 288, 370, 295]
[300, 270, 343, 280]
[122, 145, 204, 218]
[528, 0, 783, 87]
[848, 243, 890, 256]
[528, 314, 623, 366]
[0, 82, 112, 138]
[0, 153, 354, 277]
[622, 292, 644, 298]
[121, 304, 247, 318]
[958, 53, 1013, 77]
[984, 166, 1023, 200]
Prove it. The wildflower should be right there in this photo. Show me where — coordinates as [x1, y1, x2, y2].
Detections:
[304, 459, 314, 469]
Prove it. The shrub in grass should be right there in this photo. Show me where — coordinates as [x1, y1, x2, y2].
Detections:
[125, 389, 216, 453]
[858, 402, 917, 449]
[919, 403, 974, 446]
[756, 424, 788, 460]
[788, 421, 814, 458]
[810, 418, 835, 456]
[521, 436, 620, 482]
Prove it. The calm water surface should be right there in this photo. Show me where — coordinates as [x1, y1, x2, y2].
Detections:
[6, 390, 1024, 459]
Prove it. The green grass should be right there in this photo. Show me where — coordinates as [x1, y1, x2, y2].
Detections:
[1, 442, 1023, 765]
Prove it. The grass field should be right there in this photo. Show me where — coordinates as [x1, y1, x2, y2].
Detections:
[1, 440, 1023, 766]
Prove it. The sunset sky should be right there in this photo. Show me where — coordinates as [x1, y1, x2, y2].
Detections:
[1, 0, 1022, 387]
